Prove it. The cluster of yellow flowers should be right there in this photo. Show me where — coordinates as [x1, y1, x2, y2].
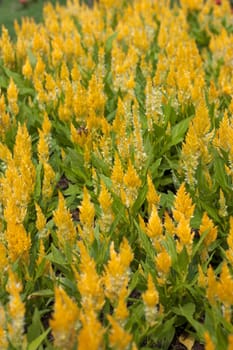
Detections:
[0, 0, 233, 348]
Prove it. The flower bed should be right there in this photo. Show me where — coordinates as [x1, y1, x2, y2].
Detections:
[0, 0, 233, 349]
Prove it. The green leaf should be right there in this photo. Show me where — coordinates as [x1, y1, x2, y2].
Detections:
[28, 289, 54, 299]
[105, 31, 118, 53]
[33, 163, 43, 201]
[167, 116, 193, 148]
[27, 328, 51, 350]
[46, 244, 67, 265]
[214, 155, 229, 191]
[172, 303, 204, 338]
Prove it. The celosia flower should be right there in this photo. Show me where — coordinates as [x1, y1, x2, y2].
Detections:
[7, 78, 19, 115]
[6, 270, 25, 348]
[78, 187, 95, 243]
[22, 57, 32, 80]
[146, 175, 160, 213]
[142, 273, 159, 325]
[103, 238, 133, 302]
[173, 183, 195, 222]
[53, 192, 76, 248]
[155, 248, 172, 284]
[78, 309, 105, 350]
[75, 241, 104, 312]
[114, 288, 129, 325]
[50, 286, 79, 350]
[107, 315, 132, 350]
[199, 212, 217, 247]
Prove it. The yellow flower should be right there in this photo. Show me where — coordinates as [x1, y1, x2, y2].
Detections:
[98, 180, 114, 233]
[146, 205, 163, 240]
[42, 162, 56, 199]
[75, 241, 104, 312]
[114, 283, 129, 324]
[50, 287, 79, 350]
[173, 183, 195, 222]
[53, 192, 76, 248]
[78, 187, 95, 243]
[155, 249, 172, 276]
[22, 57, 32, 80]
[35, 203, 46, 235]
[175, 216, 194, 254]
[199, 212, 217, 247]
[103, 238, 133, 302]
[147, 175, 160, 214]
[142, 273, 159, 325]
[78, 309, 105, 350]
[6, 270, 25, 349]
[7, 78, 19, 115]
[123, 160, 141, 189]
[107, 315, 132, 350]
[206, 266, 218, 305]
[197, 264, 206, 288]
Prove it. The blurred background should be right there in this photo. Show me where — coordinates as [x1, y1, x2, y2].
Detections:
[0, 0, 93, 39]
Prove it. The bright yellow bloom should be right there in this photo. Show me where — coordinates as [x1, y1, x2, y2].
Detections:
[78, 187, 95, 243]
[147, 175, 160, 214]
[142, 273, 159, 325]
[7, 78, 19, 115]
[146, 204, 163, 241]
[155, 249, 172, 283]
[6, 270, 25, 349]
[123, 160, 142, 189]
[22, 57, 33, 80]
[206, 266, 218, 305]
[98, 180, 114, 233]
[42, 162, 56, 199]
[78, 309, 105, 350]
[53, 192, 76, 248]
[199, 212, 217, 247]
[75, 241, 104, 312]
[173, 183, 195, 222]
[198, 264, 206, 288]
[50, 287, 79, 350]
[114, 283, 129, 324]
[103, 238, 133, 302]
[107, 315, 132, 350]
[35, 203, 47, 236]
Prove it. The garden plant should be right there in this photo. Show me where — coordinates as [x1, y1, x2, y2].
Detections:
[0, 0, 233, 349]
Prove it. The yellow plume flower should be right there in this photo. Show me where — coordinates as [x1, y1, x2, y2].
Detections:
[142, 273, 159, 325]
[78, 309, 105, 350]
[6, 270, 25, 349]
[107, 315, 132, 350]
[173, 183, 195, 222]
[7, 78, 19, 115]
[50, 287, 79, 350]
[146, 205, 163, 240]
[147, 175, 160, 214]
[78, 187, 95, 243]
[103, 238, 133, 302]
[75, 241, 104, 312]
[53, 192, 76, 248]
[199, 212, 217, 247]
[22, 57, 32, 80]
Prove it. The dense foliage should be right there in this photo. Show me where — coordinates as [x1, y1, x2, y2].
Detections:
[0, 0, 233, 349]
